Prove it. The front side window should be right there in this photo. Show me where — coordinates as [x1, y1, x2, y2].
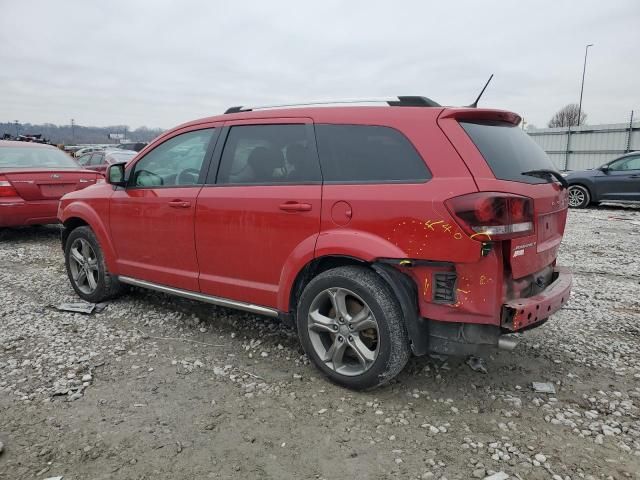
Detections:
[609, 155, 640, 171]
[315, 124, 430, 183]
[130, 129, 215, 187]
[217, 124, 320, 185]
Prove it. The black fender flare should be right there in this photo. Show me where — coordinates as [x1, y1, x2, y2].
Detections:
[372, 262, 430, 356]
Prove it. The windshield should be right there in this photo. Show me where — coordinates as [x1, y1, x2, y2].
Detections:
[0, 146, 79, 168]
[460, 120, 558, 184]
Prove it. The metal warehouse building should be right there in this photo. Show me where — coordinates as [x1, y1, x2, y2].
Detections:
[527, 121, 640, 171]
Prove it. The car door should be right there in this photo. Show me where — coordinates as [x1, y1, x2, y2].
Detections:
[596, 155, 640, 201]
[109, 126, 219, 291]
[87, 152, 105, 173]
[194, 119, 322, 308]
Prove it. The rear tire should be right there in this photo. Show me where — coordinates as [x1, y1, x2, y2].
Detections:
[64, 226, 122, 303]
[296, 266, 410, 390]
[568, 185, 590, 208]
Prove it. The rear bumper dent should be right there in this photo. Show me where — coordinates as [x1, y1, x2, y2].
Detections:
[501, 266, 572, 331]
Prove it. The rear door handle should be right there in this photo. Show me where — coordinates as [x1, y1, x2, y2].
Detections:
[629, 174, 640, 178]
[168, 200, 191, 208]
[279, 202, 312, 212]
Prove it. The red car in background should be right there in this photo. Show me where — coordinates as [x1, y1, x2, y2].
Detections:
[0, 141, 101, 227]
[76, 149, 138, 175]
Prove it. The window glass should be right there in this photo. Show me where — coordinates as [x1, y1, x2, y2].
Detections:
[0, 146, 79, 168]
[315, 125, 430, 183]
[131, 129, 214, 187]
[217, 124, 320, 184]
[89, 153, 104, 166]
[77, 154, 91, 166]
[460, 121, 557, 184]
[106, 151, 136, 164]
[610, 156, 640, 171]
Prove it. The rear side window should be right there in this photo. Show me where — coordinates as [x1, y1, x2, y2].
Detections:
[217, 124, 320, 185]
[460, 121, 557, 184]
[315, 125, 430, 183]
[89, 153, 104, 166]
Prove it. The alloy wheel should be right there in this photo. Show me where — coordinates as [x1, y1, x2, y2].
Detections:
[568, 186, 586, 207]
[307, 287, 379, 376]
[68, 238, 99, 295]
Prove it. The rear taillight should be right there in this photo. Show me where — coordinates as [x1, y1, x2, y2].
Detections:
[445, 192, 534, 241]
[0, 176, 19, 198]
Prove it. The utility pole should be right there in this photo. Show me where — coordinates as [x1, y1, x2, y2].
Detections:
[577, 43, 593, 127]
[626, 110, 634, 153]
[71, 118, 75, 144]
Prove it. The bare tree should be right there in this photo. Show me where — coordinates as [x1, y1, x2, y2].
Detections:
[548, 104, 587, 128]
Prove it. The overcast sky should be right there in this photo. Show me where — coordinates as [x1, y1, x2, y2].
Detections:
[1, 0, 638, 129]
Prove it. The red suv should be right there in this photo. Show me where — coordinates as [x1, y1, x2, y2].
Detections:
[58, 98, 572, 390]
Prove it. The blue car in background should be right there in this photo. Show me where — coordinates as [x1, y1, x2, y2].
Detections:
[564, 152, 640, 208]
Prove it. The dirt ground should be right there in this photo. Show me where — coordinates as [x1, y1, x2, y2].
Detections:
[1, 205, 639, 480]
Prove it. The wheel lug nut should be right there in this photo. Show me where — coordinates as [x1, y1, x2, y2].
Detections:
[348, 335, 353, 342]
[348, 324, 353, 330]
[339, 317, 344, 323]
[337, 336, 343, 342]
[332, 325, 338, 331]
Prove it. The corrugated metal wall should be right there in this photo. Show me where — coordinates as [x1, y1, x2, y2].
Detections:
[527, 121, 640, 171]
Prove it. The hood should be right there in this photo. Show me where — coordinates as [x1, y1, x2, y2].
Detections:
[564, 168, 602, 180]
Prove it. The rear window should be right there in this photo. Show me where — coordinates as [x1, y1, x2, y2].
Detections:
[0, 146, 79, 168]
[315, 125, 430, 183]
[460, 121, 557, 184]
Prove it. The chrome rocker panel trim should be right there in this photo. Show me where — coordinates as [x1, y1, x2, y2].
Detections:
[117, 275, 279, 318]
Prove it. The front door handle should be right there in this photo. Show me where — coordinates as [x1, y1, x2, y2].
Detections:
[629, 174, 640, 178]
[168, 200, 191, 208]
[279, 202, 312, 212]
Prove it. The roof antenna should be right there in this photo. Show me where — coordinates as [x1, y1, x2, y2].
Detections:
[468, 74, 494, 108]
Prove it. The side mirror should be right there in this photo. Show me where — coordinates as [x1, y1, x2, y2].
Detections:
[107, 163, 127, 187]
[599, 165, 610, 173]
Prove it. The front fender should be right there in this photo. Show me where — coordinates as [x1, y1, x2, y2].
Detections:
[568, 177, 598, 201]
[59, 199, 118, 273]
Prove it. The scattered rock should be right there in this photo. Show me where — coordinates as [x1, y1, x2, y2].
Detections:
[466, 356, 488, 374]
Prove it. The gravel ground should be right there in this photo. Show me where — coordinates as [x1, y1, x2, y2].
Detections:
[1, 205, 639, 480]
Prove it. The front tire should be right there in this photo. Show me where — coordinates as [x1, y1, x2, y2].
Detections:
[296, 266, 410, 390]
[64, 226, 122, 303]
[568, 185, 591, 208]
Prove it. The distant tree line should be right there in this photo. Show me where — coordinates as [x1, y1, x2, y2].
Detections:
[548, 104, 587, 128]
[0, 121, 165, 145]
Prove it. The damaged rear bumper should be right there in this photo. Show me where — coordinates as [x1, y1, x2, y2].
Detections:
[501, 266, 572, 331]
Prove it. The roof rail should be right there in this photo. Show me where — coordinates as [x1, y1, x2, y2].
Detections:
[224, 96, 440, 114]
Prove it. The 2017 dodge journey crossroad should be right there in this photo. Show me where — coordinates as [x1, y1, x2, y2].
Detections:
[58, 97, 572, 390]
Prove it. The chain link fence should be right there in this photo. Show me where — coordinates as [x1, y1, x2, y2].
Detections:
[527, 115, 639, 171]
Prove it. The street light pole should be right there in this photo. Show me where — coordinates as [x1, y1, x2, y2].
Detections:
[577, 43, 593, 127]
[71, 118, 75, 144]
[14, 120, 19, 138]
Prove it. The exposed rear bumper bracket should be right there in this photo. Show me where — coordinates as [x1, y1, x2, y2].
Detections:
[501, 266, 572, 331]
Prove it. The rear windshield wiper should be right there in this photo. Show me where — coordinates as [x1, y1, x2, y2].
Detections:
[521, 169, 568, 189]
